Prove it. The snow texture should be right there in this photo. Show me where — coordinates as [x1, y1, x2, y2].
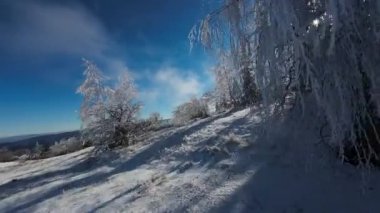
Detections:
[1, 108, 380, 212]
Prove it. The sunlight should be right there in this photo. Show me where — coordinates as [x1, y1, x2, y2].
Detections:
[312, 18, 320, 27]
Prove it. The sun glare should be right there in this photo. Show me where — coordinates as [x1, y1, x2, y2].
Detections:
[312, 18, 320, 27]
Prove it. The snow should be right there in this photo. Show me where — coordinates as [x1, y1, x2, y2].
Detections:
[1, 108, 380, 212]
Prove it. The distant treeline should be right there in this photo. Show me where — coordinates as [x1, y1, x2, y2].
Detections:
[0, 131, 79, 151]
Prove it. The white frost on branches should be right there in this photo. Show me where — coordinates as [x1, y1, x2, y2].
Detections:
[76, 59, 107, 127]
[77, 59, 141, 147]
[173, 97, 209, 125]
[192, 0, 380, 164]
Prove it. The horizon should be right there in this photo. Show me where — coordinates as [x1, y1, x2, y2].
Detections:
[0, 0, 217, 137]
[0, 129, 79, 139]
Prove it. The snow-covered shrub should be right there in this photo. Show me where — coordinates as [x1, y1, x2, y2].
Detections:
[146, 112, 162, 130]
[18, 154, 29, 162]
[49, 137, 83, 156]
[13, 149, 31, 158]
[192, 0, 380, 166]
[173, 98, 209, 125]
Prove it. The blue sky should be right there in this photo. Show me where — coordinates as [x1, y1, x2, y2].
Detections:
[0, 0, 217, 137]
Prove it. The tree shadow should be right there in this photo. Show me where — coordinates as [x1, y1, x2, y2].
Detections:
[170, 116, 254, 172]
[207, 160, 380, 213]
[169, 114, 266, 212]
[205, 110, 380, 213]
[90, 183, 142, 212]
[2, 113, 231, 212]
[0, 151, 109, 200]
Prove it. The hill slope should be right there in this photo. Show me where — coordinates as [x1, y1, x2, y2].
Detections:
[0, 109, 380, 212]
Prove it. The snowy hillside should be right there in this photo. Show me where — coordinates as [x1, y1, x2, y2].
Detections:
[1, 108, 380, 213]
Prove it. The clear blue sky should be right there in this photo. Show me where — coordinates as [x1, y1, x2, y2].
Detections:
[0, 0, 217, 137]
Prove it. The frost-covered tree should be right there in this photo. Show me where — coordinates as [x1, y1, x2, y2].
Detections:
[192, 0, 380, 166]
[192, 0, 260, 109]
[77, 60, 141, 148]
[77, 59, 109, 146]
[212, 53, 237, 109]
[106, 73, 141, 147]
[77, 59, 107, 128]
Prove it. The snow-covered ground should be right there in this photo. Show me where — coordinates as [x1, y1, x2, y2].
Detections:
[1, 108, 380, 213]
